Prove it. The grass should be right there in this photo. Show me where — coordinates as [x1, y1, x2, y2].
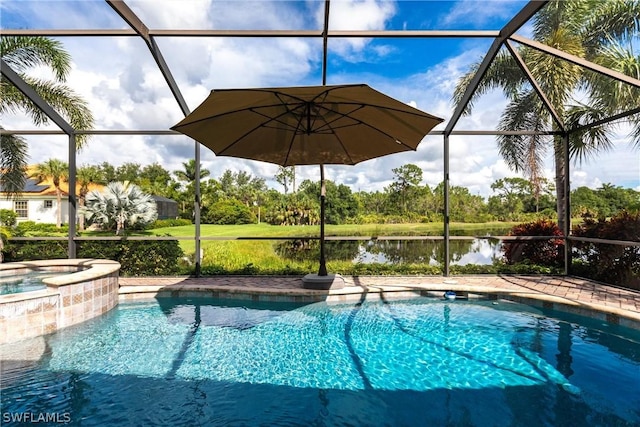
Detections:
[148, 221, 516, 252]
[133, 222, 517, 275]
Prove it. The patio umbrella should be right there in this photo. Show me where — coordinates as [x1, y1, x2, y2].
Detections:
[171, 84, 443, 285]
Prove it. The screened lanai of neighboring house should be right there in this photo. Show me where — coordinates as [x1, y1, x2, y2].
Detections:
[1, 0, 639, 276]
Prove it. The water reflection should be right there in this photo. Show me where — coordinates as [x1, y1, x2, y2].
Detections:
[355, 239, 502, 265]
[275, 238, 503, 266]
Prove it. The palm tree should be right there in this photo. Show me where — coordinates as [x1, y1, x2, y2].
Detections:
[1, 36, 94, 194]
[30, 159, 69, 228]
[76, 165, 104, 231]
[82, 182, 157, 235]
[173, 159, 211, 187]
[173, 160, 210, 218]
[453, 0, 640, 231]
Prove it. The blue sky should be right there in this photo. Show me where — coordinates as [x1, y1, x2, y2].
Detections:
[2, 0, 638, 197]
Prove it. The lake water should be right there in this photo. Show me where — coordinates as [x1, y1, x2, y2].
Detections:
[276, 238, 504, 266]
[352, 239, 502, 265]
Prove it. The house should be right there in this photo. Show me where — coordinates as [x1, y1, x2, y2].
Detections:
[0, 177, 72, 224]
[0, 168, 178, 224]
[151, 195, 179, 220]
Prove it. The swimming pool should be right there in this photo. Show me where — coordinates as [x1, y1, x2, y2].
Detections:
[1, 296, 639, 426]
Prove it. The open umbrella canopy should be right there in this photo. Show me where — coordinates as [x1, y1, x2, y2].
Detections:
[171, 84, 443, 166]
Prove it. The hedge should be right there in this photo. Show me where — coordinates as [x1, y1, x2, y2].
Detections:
[2, 237, 184, 277]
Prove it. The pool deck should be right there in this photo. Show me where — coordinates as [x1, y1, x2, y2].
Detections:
[119, 274, 640, 329]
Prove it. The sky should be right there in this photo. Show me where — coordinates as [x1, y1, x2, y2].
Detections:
[1, 0, 639, 198]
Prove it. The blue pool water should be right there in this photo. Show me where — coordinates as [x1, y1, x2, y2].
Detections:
[0, 271, 59, 295]
[1, 297, 639, 426]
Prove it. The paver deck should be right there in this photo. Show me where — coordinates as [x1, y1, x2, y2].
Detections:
[119, 274, 640, 329]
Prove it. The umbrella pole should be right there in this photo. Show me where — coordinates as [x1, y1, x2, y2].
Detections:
[318, 164, 328, 276]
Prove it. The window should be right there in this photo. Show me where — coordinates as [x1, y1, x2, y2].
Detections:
[44, 200, 53, 209]
[14, 200, 28, 218]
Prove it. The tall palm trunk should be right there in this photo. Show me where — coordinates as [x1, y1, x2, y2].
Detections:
[553, 137, 567, 234]
[292, 167, 296, 193]
[78, 197, 86, 231]
[56, 187, 62, 228]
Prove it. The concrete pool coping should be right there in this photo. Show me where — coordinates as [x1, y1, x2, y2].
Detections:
[0, 259, 121, 343]
[119, 274, 640, 330]
[0, 259, 120, 284]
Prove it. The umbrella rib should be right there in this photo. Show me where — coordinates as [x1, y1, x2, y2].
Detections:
[282, 100, 308, 166]
[326, 126, 356, 165]
[283, 126, 300, 166]
[314, 103, 418, 150]
[217, 103, 305, 156]
[220, 91, 308, 164]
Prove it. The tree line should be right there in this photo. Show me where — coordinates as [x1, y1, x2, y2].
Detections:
[28, 158, 640, 227]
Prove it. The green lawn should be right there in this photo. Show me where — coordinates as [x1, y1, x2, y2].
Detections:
[151, 221, 515, 238]
[147, 222, 516, 257]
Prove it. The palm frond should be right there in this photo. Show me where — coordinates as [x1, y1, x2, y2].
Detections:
[0, 77, 94, 147]
[497, 91, 550, 178]
[451, 49, 525, 115]
[527, 28, 584, 111]
[81, 182, 157, 234]
[533, 0, 590, 41]
[30, 158, 69, 186]
[0, 131, 28, 198]
[565, 103, 615, 164]
[630, 114, 640, 150]
[583, 0, 640, 55]
[586, 43, 640, 113]
[1, 36, 71, 81]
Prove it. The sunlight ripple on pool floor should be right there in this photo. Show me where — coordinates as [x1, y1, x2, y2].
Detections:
[3, 297, 639, 426]
[46, 300, 583, 392]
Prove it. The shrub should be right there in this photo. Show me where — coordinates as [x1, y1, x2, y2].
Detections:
[502, 219, 564, 267]
[352, 213, 384, 224]
[16, 221, 68, 235]
[0, 209, 17, 227]
[76, 240, 122, 259]
[82, 182, 157, 235]
[461, 213, 494, 223]
[3, 240, 68, 261]
[116, 239, 184, 276]
[203, 199, 255, 224]
[148, 218, 192, 229]
[572, 210, 640, 289]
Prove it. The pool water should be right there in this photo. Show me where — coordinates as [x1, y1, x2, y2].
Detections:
[1, 297, 639, 426]
[0, 271, 58, 295]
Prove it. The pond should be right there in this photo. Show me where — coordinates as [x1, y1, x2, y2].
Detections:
[276, 238, 504, 266]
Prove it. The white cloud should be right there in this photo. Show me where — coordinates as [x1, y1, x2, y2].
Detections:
[326, 0, 396, 31]
[129, 0, 213, 29]
[2, 0, 638, 202]
[321, 0, 396, 60]
[439, 0, 526, 29]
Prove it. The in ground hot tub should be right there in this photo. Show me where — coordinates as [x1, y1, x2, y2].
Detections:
[0, 268, 75, 295]
[0, 259, 120, 343]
